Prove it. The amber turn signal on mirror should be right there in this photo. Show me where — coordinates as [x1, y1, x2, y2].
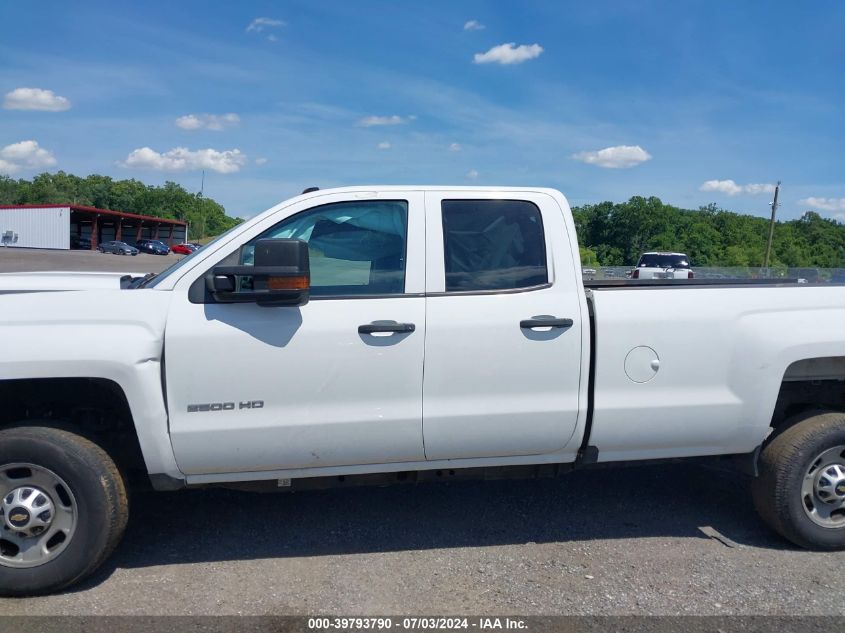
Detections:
[267, 275, 310, 290]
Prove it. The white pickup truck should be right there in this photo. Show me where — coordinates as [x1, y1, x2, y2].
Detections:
[1, 186, 844, 596]
[631, 251, 694, 279]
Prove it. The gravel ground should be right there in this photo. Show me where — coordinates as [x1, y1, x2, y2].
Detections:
[0, 247, 181, 274]
[1, 463, 844, 616]
[1, 248, 843, 617]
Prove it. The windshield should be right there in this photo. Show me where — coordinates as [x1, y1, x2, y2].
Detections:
[637, 254, 690, 269]
[145, 223, 243, 288]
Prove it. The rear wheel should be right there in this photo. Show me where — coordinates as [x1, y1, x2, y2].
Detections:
[753, 411, 845, 549]
[0, 426, 128, 596]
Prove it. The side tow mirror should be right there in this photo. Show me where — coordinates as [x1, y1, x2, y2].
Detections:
[209, 238, 310, 307]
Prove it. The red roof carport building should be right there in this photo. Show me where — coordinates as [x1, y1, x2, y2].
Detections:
[0, 205, 188, 250]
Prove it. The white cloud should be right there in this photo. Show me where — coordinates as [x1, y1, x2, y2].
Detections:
[356, 114, 415, 127]
[0, 140, 57, 174]
[122, 147, 246, 174]
[175, 115, 203, 130]
[700, 180, 742, 196]
[3, 87, 71, 111]
[466, 169, 479, 179]
[254, 157, 268, 165]
[464, 20, 485, 31]
[742, 183, 776, 195]
[700, 179, 776, 196]
[246, 17, 285, 32]
[176, 113, 240, 131]
[377, 141, 391, 150]
[449, 143, 461, 152]
[799, 197, 845, 212]
[572, 145, 652, 169]
[473, 43, 543, 65]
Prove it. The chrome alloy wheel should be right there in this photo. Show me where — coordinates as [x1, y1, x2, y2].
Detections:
[0, 463, 77, 568]
[801, 445, 845, 528]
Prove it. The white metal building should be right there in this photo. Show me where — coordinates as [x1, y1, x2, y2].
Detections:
[0, 206, 69, 249]
[0, 205, 187, 250]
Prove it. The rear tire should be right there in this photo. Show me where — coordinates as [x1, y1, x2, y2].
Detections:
[753, 411, 845, 549]
[0, 426, 128, 596]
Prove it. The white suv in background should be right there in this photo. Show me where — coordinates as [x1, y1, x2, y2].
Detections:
[631, 251, 694, 279]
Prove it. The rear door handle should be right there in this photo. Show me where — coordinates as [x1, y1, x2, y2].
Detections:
[520, 318, 574, 329]
[358, 322, 416, 334]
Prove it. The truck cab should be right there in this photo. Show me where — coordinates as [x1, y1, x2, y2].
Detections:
[631, 251, 694, 279]
[154, 188, 589, 476]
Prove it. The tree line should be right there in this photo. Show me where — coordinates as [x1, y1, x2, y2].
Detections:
[573, 196, 845, 268]
[1, 173, 842, 266]
[0, 172, 242, 238]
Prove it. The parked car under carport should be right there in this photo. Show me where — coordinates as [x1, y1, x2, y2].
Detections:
[97, 240, 139, 255]
[135, 239, 170, 255]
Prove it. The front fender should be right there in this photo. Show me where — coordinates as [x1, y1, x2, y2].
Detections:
[0, 288, 181, 480]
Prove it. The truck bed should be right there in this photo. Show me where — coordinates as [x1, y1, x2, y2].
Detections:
[585, 282, 845, 463]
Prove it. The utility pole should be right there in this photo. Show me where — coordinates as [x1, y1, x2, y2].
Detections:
[763, 181, 780, 273]
[197, 170, 205, 239]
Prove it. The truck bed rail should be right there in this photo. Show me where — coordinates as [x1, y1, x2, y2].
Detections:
[584, 278, 808, 289]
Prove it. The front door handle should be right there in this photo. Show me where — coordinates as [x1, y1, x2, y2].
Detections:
[358, 322, 416, 334]
[520, 317, 574, 329]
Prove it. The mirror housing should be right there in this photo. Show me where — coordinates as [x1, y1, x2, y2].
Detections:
[210, 238, 310, 307]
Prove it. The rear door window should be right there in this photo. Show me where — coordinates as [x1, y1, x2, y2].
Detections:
[637, 254, 690, 269]
[441, 200, 548, 292]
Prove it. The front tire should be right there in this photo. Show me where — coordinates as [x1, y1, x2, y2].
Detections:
[0, 427, 128, 596]
[753, 411, 845, 549]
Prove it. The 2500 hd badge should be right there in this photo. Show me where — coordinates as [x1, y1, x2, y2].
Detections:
[187, 400, 264, 413]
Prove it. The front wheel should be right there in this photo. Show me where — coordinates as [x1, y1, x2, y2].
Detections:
[0, 426, 128, 596]
[753, 411, 845, 549]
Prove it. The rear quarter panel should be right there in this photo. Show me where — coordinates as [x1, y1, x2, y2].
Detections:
[589, 285, 845, 461]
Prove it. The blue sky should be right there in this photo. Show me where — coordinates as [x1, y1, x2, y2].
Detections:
[1, 1, 843, 221]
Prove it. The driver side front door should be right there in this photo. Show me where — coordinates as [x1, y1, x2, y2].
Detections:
[165, 192, 426, 476]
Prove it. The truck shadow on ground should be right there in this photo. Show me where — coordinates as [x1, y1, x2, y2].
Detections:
[84, 462, 793, 588]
